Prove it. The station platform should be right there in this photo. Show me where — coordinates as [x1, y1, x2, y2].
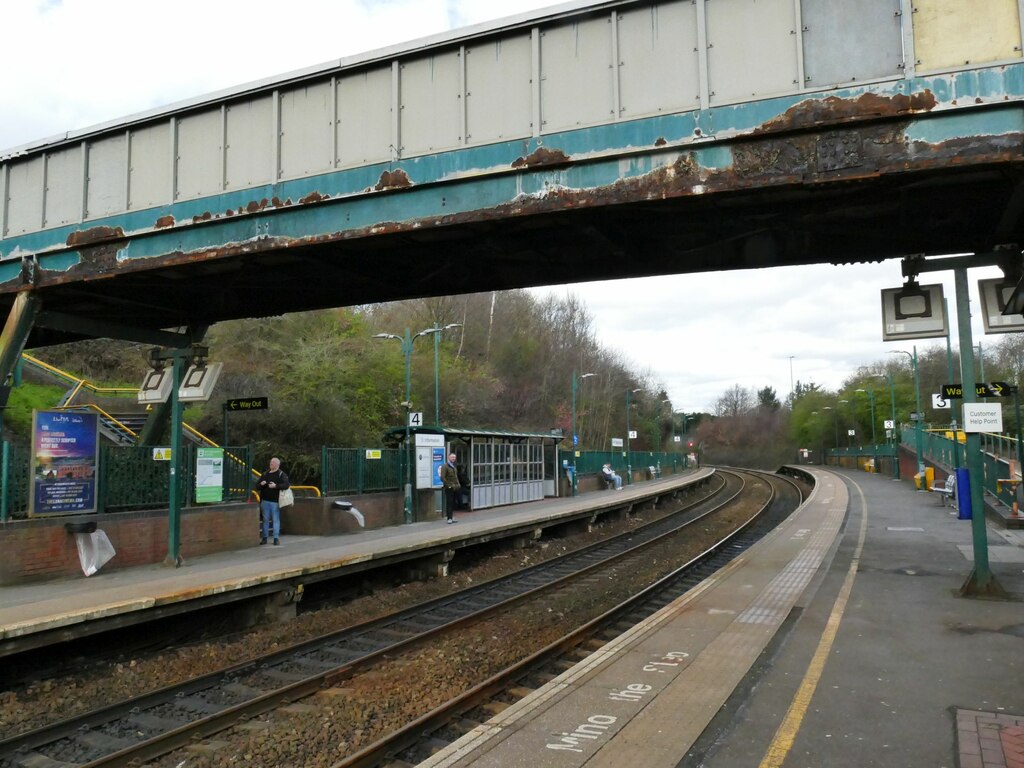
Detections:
[420, 467, 1024, 768]
[0, 468, 715, 657]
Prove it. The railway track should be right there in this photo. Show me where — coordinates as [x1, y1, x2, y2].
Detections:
[341, 469, 803, 768]
[0, 468, 801, 768]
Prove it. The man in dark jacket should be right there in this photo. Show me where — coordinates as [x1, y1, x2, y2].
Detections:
[438, 452, 460, 524]
[256, 457, 290, 545]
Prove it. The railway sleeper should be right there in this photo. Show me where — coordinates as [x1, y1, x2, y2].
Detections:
[8, 750, 77, 768]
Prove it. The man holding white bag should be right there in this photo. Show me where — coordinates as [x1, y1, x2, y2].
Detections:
[256, 456, 291, 546]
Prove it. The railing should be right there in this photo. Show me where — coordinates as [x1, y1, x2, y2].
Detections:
[21, 354, 138, 406]
[559, 449, 690, 477]
[321, 447, 403, 495]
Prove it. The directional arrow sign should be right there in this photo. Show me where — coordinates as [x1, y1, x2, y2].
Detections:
[942, 383, 1014, 399]
[985, 381, 1013, 397]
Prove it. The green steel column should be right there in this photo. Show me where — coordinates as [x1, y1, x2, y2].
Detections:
[955, 267, 1003, 597]
[402, 328, 413, 523]
[909, 346, 924, 479]
[945, 300, 959, 469]
[0, 293, 41, 389]
[1, 440, 8, 522]
[571, 372, 579, 497]
[165, 355, 185, 567]
[888, 373, 899, 479]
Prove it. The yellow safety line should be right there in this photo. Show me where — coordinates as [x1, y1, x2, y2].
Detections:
[758, 478, 868, 768]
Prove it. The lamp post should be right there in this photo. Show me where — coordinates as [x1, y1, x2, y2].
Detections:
[889, 347, 924, 480]
[625, 388, 644, 485]
[822, 406, 837, 450]
[374, 326, 437, 523]
[855, 388, 876, 444]
[431, 323, 462, 426]
[571, 371, 597, 496]
[661, 399, 673, 453]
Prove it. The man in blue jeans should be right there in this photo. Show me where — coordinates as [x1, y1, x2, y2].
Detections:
[256, 456, 290, 545]
[602, 463, 623, 490]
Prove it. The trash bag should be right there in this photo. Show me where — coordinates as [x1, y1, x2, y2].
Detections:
[74, 529, 116, 577]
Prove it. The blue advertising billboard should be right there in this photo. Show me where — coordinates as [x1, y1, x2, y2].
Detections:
[30, 410, 99, 515]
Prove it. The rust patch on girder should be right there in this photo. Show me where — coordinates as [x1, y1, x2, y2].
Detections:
[300, 191, 329, 205]
[155, 215, 175, 229]
[654, 137, 668, 147]
[272, 197, 293, 208]
[375, 169, 413, 191]
[759, 90, 939, 133]
[66, 225, 125, 247]
[247, 199, 269, 214]
[192, 212, 213, 224]
[511, 147, 570, 169]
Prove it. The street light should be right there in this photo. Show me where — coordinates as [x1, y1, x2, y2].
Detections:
[822, 405, 837, 449]
[889, 347, 924, 480]
[374, 326, 438, 523]
[431, 323, 462, 426]
[625, 388, 644, 485]
[661, 399, 673, 453]
[855, 388, 876, 444]
[571, 371, 597, 496]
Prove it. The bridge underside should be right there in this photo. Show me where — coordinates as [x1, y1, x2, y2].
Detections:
[2, 106, 1024, 349]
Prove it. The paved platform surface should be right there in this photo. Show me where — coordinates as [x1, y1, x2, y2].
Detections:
[420, 468, 1024, 768]
[0, 469, 713, 646]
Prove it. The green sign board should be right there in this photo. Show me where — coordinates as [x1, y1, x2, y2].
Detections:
[195, 447, 224, 504]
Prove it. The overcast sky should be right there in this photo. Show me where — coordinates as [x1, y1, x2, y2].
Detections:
[1, 1, 1003, 412]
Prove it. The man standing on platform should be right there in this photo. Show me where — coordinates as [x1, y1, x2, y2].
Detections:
[439, 452, 461, 524]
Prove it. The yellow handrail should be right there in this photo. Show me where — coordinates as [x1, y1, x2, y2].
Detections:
[55, 403, 138, 438]
[22, 354, 138, 398]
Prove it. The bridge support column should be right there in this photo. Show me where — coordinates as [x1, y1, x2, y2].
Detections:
[0, 292, 40, 399]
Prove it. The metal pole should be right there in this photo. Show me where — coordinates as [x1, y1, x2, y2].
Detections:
[889, 372, 899, 479]
[625, 389, 632, 485]
[1015, 387, 1024, 488]
[571, 372, 578, 497]
[166, 354, 185, 567]
[433, 325, 440, 426]
[868, 391, 876, 444]
[403, 328, 413, 524]
[945, 304, 960, 470]
[1, 439, 8, 522]
[912, 346, 924, 478]
[955, 267, 1000, 596]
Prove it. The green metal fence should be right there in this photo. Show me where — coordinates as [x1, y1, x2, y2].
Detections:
[0, 443, 252, 518]
[0, 441, 31, 520]
[558, 449, 688, 477]
[321, 447, 402, 495]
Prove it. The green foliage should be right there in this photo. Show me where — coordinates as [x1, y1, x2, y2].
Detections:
[2, 383, 64, 438]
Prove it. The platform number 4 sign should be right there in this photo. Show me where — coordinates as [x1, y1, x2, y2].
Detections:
[408, 412, 424, 427]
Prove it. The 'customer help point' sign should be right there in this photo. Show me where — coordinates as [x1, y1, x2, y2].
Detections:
[962, 403, 1003, 433]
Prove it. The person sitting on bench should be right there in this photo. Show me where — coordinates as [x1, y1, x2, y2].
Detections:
[601, 463, 623, 490]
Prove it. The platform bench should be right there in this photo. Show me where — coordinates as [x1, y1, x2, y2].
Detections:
[931, 474, 956, 506]
[648, 465, 661, 480]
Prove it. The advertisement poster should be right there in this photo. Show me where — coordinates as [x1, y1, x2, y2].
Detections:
[414, 433, 446, 489]
[195, 447, 224, 503]
[31, 410, 99, 516]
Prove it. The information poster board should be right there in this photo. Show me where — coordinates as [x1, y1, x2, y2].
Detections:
[30, 410, 99, 516]
[195, 447, 224, 503]
[415, 433, 446, 489]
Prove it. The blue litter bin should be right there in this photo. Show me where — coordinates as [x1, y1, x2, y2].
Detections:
[955, 467, 971, 520]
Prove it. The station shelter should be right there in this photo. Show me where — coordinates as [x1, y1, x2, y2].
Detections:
[385, 426, 565, 511]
